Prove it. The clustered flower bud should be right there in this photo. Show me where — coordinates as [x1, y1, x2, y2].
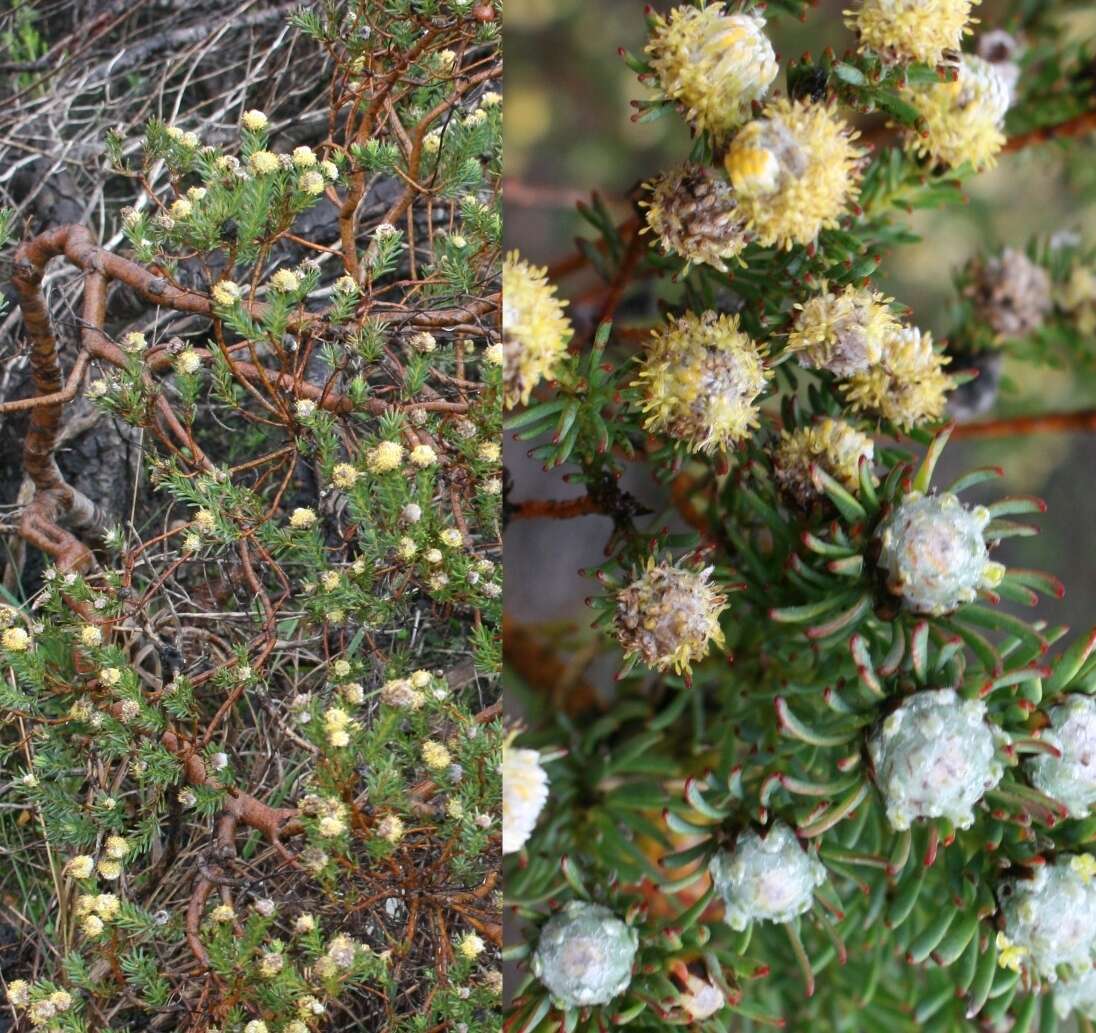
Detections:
[876, 492, 1004, 615]
[772, 418, 875, 506]
[1027, 695, 1096, 819]
[1054, 967, 1096, 1021]
[723, 99, 863, 249]
[633, 310, 770, 453]
[613, 557, 728, 675]
[532, 902, 638, 1008]
[868, 689, 1004, 830]
[708, 822, 827, 930]
[645, 6, 777, 137]
[842, 326, 954, 430]
[906, 54, 1010, 172]
[787, 285, 899, 377]
[967, 248, 1052, 339]
[999, 854, 1096, 978]
[501, 252, 572, 408]
[846, 0, 978, 66]
[502, 743, 549, 854]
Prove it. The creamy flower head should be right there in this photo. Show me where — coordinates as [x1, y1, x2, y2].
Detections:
[773, 419, 875, 506]
[634, 310, 770, 453]
[876, 491, 1004, 614]
[271, 268, 300, 293]
[614, 556, 728, 676]
[646, 7, 777, 137]
[249, 149, 280, 175]
[378, 814, 405, 842]
[211, 280, 241, 306]
[847, 0, 979, 66]
[724, 99, 864, 249]
[458, 932, 485, 959]
[906, 55, 1009, 172]
[502, 252, 572, 408]
[299, 170, 326, 195]
[410, 444, 437, 467]
[503, 743, 549, 854]
[422, 740, 452, 770]
[2, 627, 30, 652]
[289, 507, 317, 529]
[368, 440, 404, 473]
[332, 463, 359, 489]
[242, 109, 268, 131]
[787, 285, 899, 377]
[67, 854, 95, 879]
[842, 326, 954, 429]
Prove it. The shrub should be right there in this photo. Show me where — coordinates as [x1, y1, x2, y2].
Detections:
[0, 3, 501, 1031]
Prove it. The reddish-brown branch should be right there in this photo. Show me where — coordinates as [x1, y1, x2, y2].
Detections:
[1003, 109, 1096, 153]
[952, 408, 1096, 439]
[508, 495, 606, 521]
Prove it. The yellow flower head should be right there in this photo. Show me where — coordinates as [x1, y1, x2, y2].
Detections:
[242, 109, 268, 131]
[79, 625, 103, 647]
[422, 739, 452, 770]
[378, 814, 405, 843]
[211, 280, 241, 307]
[66, 855, 95, 879]
[331, 463, 359, 489]
[642, 163, 749, 272]
[250, 150, 280, 175]
[271, 268, 300, 293]
[787, 285, 899, 376]
[905, 55, 1008, 172]
[368, 440, 404, 473]
[646, 6, 777, 137]
[97, 858, 122, 880]
[724, 99, 864, 249]
[410, 444, 438, 468]
[773, 419, 876, 506]
[169, 197, 193, 219]
[176, 349, 202, 375]
[299, 170, 326, 195]
[842, 326, 954, 430]
[292, 146, 317, 168]
[2, 627, 30, 652]
[614, 557, 728, 676]
[633, 310, 770, 453]
[502, 252, 572, 408]
[458, 931, 486, 959]
[846, 0, 979, 66]
[289, 507, 317, 529]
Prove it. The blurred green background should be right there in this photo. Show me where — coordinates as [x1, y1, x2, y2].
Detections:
[504, 0, 1096, 634]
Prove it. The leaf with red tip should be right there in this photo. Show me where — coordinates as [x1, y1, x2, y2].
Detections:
[1046, 625, 1096, 693]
